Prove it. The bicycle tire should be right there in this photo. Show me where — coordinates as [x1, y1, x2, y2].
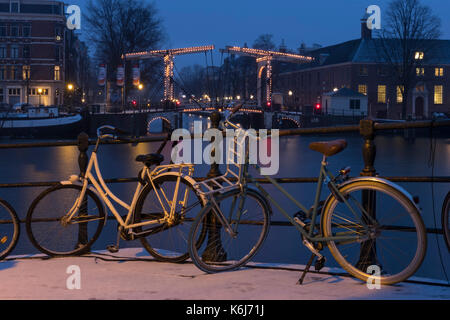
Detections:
[442, 192, 450, 251]
[0, 199, 20, 260]
[134, 173, 207, 263]
[26, 184, 106, 256]
[322, 178, 427, 285]
[188, 188, 271, 273]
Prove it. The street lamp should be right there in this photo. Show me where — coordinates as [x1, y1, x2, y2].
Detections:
[67, 83, 74, 91]
[37, 88, 43, 106]
[138, 83, 143, 111]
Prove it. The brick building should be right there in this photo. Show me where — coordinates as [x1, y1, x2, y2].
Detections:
[0, 0, 66, 107]
[277, 14, 450, 119]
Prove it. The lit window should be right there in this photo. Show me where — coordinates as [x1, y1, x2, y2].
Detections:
[358, 84, 367, 96]
[434, 85, 443, 104]
[377, 85, 386, 103]
[414, 51, 424, 60]
[54, 65, 60, 81]
[22, 65, 30, 80]
[397, 86, 404, 104]
[416, 68, 424, 76]
[435, 68, 444, 77]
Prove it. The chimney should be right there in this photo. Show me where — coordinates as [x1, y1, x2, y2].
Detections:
[361, 11, 372, 39]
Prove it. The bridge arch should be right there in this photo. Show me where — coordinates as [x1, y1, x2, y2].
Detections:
[147, 114, 173, 133]
[279, 116, 301, 128]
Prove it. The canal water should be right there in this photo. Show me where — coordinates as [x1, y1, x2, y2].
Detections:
[0, 113, 449, 283]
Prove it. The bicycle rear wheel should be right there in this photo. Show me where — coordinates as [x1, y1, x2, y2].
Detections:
[26, 184, 106, 256]
[134, 174, 206, 263]
[442, 192, 450, 251]
[322, 179, 427, 285]
[0, 199, 20, 260]
[188, 188, 270, 273]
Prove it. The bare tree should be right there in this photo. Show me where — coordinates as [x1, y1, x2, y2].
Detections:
[85, 0, 165, 92]
[378, 0, 441, 119]
[252, 34, 276, 51]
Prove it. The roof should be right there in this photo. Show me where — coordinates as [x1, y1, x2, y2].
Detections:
[285, 38, 450, 74]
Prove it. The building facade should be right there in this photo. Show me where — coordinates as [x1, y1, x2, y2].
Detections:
[0, 0, 65, 107]
[277, 15, 450, 119]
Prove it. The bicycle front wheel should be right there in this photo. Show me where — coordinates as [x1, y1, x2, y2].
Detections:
[26, 184, 106, 256]
[322, 179, 427, 285]
[0, 199, 20, 260]
[134, 174, 206, 263]
[442, 192, 450, 251]
[188, 188, 270, 273]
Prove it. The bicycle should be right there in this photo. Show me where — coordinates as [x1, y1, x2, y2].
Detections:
[0, 198, 20, 260]
[442, 191, 450, 251]
[26, 125, 206, 262]
[188, 105, 427, 285]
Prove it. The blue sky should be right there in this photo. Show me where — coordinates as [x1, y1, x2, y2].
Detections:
[72, 0, 450, 67]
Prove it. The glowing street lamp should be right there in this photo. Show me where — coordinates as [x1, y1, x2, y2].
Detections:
[288, 90, 293, 96]
[67, 83, 74, 91]
[37, 88, 43, 105]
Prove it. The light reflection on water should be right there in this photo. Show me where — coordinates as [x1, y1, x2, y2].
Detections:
[0, 115, 449, 282]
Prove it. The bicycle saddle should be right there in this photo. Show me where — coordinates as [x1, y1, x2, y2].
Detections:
[309, 139, 347, 157]
[135, 153, 164, 166]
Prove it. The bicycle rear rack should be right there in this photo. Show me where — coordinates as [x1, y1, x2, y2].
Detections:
[193, 127, 248, 196]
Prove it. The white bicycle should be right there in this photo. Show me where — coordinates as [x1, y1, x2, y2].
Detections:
[26, 125, 207, 262]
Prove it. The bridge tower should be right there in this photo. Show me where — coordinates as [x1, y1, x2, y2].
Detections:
[124, 45, 215, 105]
[221, 46, 313, 108]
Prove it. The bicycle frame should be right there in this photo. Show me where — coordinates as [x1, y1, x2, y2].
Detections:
[63, 144, 195, 231]
[214, 119, 374, 244]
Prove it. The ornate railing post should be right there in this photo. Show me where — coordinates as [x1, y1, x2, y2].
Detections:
[77, 132, 89, 249]
[357, 119, 377, 271]
[202, 111, 227, 261]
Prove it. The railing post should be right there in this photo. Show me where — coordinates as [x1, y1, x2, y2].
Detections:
[77, 132, 89, 249]
[357, 119, 377, 271]
[202, 111, 227, 261]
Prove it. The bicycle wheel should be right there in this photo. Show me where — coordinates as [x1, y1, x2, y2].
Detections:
[442, 192, 450, 251]
[322, 179, 427, 285]
[0, 199, 20, 260]
[26, 184, 106, 256]
[188, 188, 270, 273]
[134, 174, 206, 263]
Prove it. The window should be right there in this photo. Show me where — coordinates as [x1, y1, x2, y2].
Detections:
[377, 66, 386, 76]
[0, 88, 3, 102]
[22, 65, 30, 80]
[54, 65, 60, 81]
[10, 46, 19, 58]
[0, 24, 6, 37]
[435, 68, 444, 77]
[414, 51, 424, 60]
[0, 66, 5, 80]
[55, 46, 60, 60]
[28, 88, 48, 96]
[23, 45, 30, 58]
[397, 86, 404, 104]
[8, 88, 20, 95]
[0, 46, 5, 58]
[359, 65, 368, 76]
[358, 84, 367, 96]
[22, 25, 31, 37]
[377, 85, 386, 103]
[10, 25, 18, 37]
[434, 85, 443, 104]
[10, 2, 19, 13]
[349, 99, 361, 109]
[416, 68, 425, 76]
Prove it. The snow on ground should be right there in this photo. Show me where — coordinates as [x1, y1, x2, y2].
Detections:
[0, 248, 448, 300]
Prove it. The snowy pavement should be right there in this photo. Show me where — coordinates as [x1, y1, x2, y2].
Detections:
[0, 248, 449, 300]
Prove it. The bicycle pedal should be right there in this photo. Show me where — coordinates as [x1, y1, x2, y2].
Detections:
[106, 245, 119, 253]
[314, 257, 326, 271]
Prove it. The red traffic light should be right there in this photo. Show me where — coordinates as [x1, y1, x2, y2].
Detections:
[267, 101, 271, 107]
[132, 100, 137, 106]
[315, 103, 321, 110]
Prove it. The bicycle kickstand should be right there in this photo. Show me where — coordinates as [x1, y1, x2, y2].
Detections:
[106, 228, 122, 253]
[297, 253, 315, 285]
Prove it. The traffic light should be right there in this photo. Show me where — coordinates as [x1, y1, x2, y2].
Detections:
[314, 103, 322, 115]
[267, 101, 271, 108]
[132, 100, 137, 107]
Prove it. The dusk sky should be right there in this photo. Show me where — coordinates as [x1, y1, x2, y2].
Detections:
[72, 0, 450, 67]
